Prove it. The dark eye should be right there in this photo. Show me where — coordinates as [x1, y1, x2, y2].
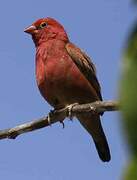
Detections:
[39, 22, 48, 29]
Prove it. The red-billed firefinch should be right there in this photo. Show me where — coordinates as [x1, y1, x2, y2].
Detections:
[24, 17, 111, 162]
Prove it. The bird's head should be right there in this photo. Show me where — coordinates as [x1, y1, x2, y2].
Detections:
[24, 17, 69, 46]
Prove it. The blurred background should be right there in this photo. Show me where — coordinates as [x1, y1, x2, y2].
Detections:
[0, 0, 136, 179]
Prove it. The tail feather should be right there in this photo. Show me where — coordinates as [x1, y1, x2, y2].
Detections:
[94, 137, 110, 162]
[77, 114, 111, 162]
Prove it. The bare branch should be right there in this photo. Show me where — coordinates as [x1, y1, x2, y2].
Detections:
[0, 100, 119, 140]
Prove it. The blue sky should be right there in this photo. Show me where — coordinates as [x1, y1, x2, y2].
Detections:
[0, 0, 136, 179]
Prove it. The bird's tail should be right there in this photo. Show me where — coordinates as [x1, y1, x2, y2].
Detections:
[77, 114, 111, 162]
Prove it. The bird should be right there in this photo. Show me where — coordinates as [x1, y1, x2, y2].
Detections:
[24, 17, 111, 162]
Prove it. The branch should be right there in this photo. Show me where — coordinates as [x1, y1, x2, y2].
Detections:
[0, 100, 119, 140]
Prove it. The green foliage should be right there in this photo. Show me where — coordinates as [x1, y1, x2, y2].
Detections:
[123, 157, 137, 180]
[121, 25, 137, 154]
[120, 24, 137, 179]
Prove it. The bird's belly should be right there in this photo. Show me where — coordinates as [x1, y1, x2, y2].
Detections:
[38, 57, 98, 109]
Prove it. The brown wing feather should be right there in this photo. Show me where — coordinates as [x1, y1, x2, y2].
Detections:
[65, 43, 110, 161]
[65, 42, 102, 101]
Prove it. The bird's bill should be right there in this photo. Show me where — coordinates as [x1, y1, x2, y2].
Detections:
[24, 25, 36, 34]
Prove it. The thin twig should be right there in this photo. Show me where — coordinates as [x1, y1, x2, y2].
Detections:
[0, 100, 119, 140]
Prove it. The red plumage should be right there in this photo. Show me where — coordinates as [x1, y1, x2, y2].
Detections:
[24, 17, 111, 162]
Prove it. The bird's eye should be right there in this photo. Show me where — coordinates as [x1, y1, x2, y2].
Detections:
[39, 22, 48, 29]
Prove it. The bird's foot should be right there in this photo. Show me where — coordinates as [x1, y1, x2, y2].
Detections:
[47, 109, 55, 126]
[60, 120, 65, 129]
[90, 105, 96, 114]
[47, 113, 52, 126]
[48, 109, 65, 128]
[66, 103, 79, 121]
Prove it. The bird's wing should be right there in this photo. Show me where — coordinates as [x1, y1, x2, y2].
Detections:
[65, 43, 110, 162]
[65, 42, 102, 101]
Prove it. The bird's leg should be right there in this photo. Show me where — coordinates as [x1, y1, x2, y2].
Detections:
[66, 103, 79, 121]
[60, 120, 65, 129]
[47, 112, 52, 126]
[47, 109, 55, 126]
[49, 108, 65, 128]
[90, 105, 99, 115]
[90, 105, 96, 113]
